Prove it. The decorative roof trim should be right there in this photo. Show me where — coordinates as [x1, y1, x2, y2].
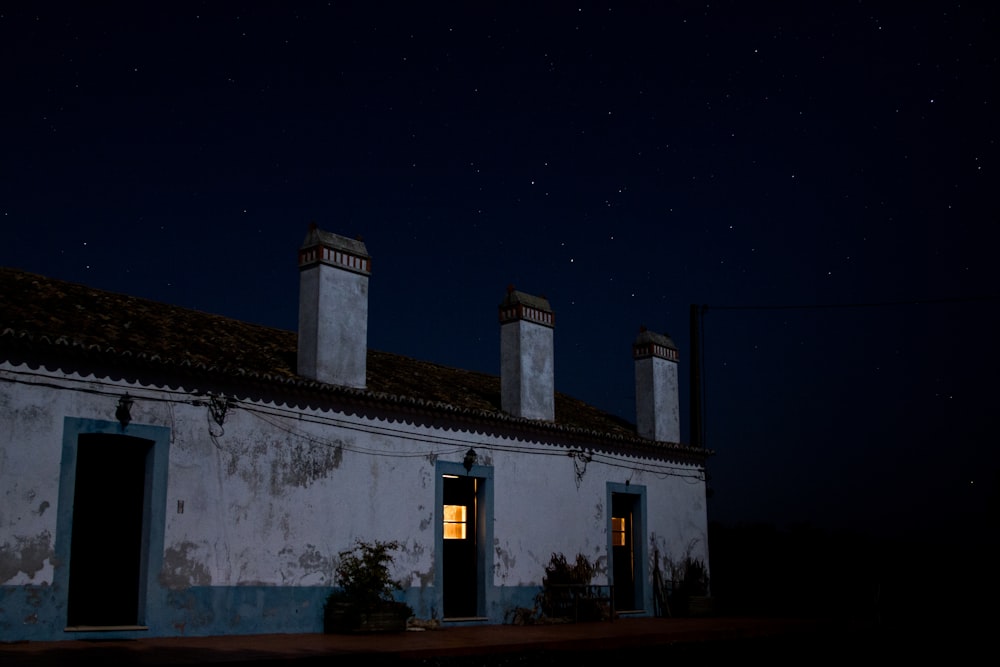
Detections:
[633, 342, 679, 362]
[298, 225, 371, 275]
[0, 326, 711, 465]
[498, 303, 555, 328]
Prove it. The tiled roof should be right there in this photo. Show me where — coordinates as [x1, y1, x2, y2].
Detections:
[0, 267, 708, 459]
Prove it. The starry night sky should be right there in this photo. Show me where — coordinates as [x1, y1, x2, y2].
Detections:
[2, 2, 997, 548]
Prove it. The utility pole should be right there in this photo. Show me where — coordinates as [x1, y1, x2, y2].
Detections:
[689, 304, 705, 449]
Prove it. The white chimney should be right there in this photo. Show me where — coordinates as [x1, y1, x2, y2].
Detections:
[297, 224, 371, 389]
[633, 327, 680, 442]
[499, 286, 555, 421]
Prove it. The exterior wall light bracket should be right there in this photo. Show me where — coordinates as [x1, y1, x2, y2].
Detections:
[116, 393, 133, 429]
[463, 448, 477, 473]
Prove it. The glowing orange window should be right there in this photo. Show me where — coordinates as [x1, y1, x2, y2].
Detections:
[443, 504, 467, 540]
[612, 516, 626, 547]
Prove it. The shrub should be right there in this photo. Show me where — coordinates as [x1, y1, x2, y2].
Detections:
[653, 545, 710, 617]
[534, 552, 609, 622]
[324, 539, 413, 633]
[332, 539, 404, 609]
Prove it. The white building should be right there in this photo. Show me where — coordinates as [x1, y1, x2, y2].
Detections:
[0, 226, 710, 642]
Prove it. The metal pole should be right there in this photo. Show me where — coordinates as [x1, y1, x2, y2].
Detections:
[689, 304, 704, 449]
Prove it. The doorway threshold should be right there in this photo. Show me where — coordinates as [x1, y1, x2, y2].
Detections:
[65, 625, 149, 632]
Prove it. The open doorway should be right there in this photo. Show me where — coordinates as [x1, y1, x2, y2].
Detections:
[442, 474, 478, 618]
[609, 487, 646, 614]
[66, 433, 152, 628]
[435, 460, 492, 621]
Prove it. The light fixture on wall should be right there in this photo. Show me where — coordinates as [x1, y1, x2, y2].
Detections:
[116, 393, 133, 429]
[209, 394, 230, 426]
[463, 448, 477, 473]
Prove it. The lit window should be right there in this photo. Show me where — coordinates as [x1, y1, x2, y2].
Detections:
[444, 504, 467, 540]
[612, 516, 626, 547]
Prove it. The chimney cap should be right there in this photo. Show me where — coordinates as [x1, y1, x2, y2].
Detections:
[499, 288, 552, 313]
[300, 225, 370, 258]
[634, 328, 677, 350]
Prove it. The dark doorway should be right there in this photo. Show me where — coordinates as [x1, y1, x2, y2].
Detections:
[67, 433, 151, 627]
[611, 493, 638, 611]
[442, 474, 478, 618]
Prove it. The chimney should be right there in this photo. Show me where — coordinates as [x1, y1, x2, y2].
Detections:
[633, 327, 680, 442]
[499, 286, 555, 421]
[297, 224, 371, 388]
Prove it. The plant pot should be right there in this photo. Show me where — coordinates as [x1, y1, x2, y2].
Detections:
[324, 601, 410, 634]
[686, 596, 715, 617]
[355, 608, 409, 633]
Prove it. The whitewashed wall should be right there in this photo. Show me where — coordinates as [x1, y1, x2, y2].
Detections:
[0, 361, 708, 641]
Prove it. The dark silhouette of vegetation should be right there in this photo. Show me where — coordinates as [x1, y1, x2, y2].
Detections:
[652, 545, 710, 617]
[324, 539, 413, 633]
[534, 552, 611, 622]
[506, 552, 611, 623]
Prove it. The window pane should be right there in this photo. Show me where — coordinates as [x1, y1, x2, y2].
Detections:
[444, 505, 466, 523]
[612, 516, 625, 547]
[444, 522, 466, 540]
[444, 504, 467, 540]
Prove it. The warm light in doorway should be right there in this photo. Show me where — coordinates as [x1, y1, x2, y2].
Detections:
[443, 505, 467, 539]
[612, 517, 626, 547]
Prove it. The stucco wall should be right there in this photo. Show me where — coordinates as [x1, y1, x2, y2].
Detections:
[634, 355, 680, 443]
[297, 261, 369, 388]
[0, 361, 707, 641]
[500, 320, 555, 420]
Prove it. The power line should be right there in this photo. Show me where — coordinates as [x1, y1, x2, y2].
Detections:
[703, 294, 1000, 312]
[1, 366, 704, 480]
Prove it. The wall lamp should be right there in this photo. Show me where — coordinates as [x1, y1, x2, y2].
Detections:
[463, 448, 477, 473]
[116, 393, 134, 429]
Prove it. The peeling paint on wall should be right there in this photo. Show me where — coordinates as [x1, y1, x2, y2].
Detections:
[219, 438, 270, 490]
[494, 540, 516, 584]
[300, 544, 330, 573]
[593, 554, 608, 577]
[160, 541, 212, 589]
[272, 441, 343, 493]
[14, 404, 46, 425]
[404, 540, 425, 560]
[418, 506, 433, 533]
[415, 570, 434, 590]
[395, 540, 432, 590]
[276, 543, 333, 586]
[0, 531, 53, 584]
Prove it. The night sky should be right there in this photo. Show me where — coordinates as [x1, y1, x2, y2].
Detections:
[2, 3, 997, 549]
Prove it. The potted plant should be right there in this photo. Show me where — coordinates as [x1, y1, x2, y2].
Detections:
[324, 538, 413, 634]
[671, 555, 712, 617]
[653, 547, 712, 617]
[533, 552, 612, 623]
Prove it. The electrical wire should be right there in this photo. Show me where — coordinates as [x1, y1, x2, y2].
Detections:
[0, 366, 705, 481]
[705, 294, 1000, 311]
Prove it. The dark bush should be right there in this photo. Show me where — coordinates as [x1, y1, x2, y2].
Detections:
[534, 552, 609, 622]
